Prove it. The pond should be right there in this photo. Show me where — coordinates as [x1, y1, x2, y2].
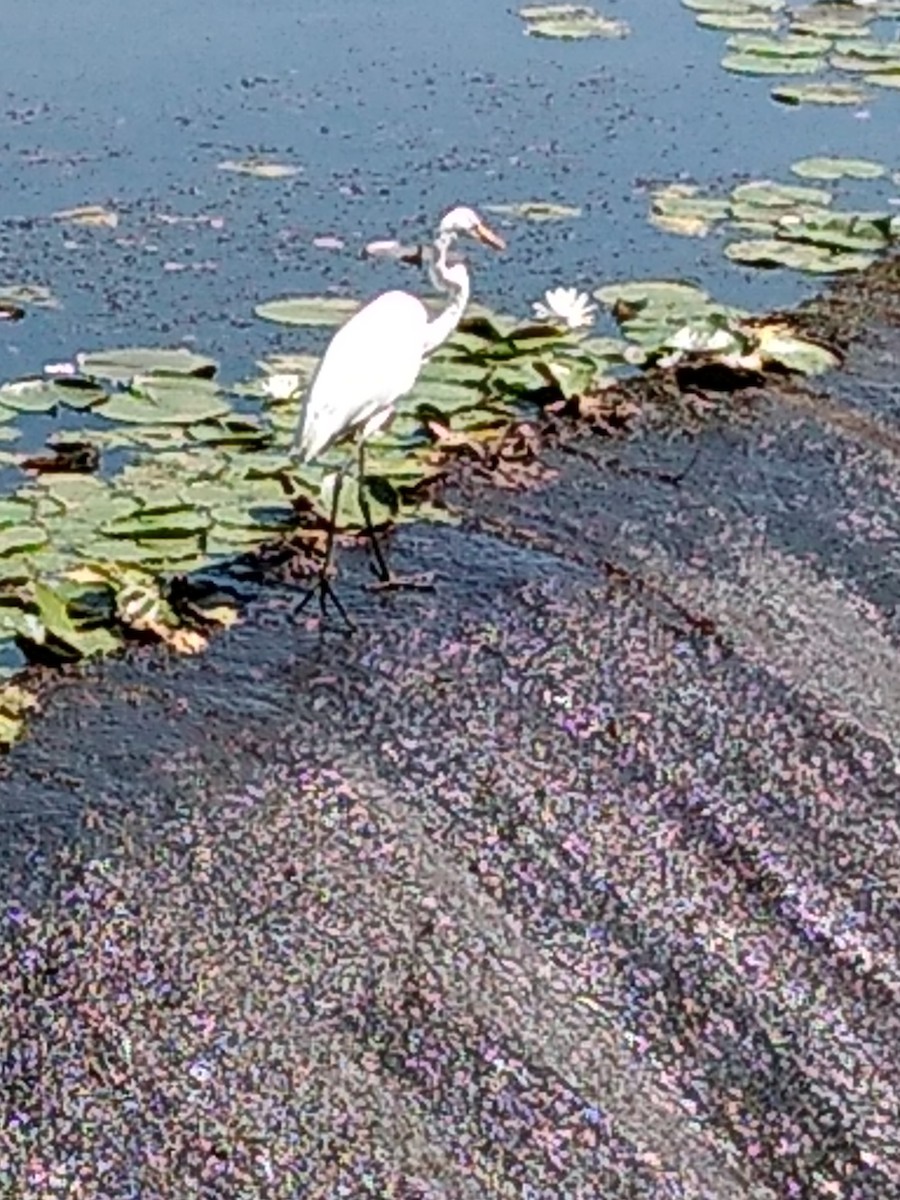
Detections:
[1, 0, 898, 380]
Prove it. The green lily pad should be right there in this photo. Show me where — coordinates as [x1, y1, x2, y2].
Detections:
[789, 6, 872, 38]
[682, 0, 784, 9]
[0, 284, 57, 309]
[77, 347, 218, 383]
[0, 379, 63, 413]
[790, 156, 886, 180]
[218, 159, 302, 179]
[776, 210, 893, 253]
[101, 506, 211, 540]
[484, 201, 582, 221]
[96, 379, 231, 425]
[731, 180, 833, 210]
[724, 238, 875, 272]
[53, 204, 118, 229]
[867, 71, 900, 89]
[31, 581, 119, 658]
[0, 524, 47, 557]
[519, 5, 629, 38]
[754, 327, 840, 375]
[649, 185, 731, 237]
[696, 10, 781, 30]
[0, 498, 36, 528]
[254, 296, 361, 327]
[725, 33, 832, 57]
[722, 52, 824, 75]
[772, 81, 870, 104]
[594, 279, 711, 311]
[829, 39, 900, 71]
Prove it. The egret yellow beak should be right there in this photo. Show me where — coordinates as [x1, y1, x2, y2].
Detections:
[474, 221, 506, 251]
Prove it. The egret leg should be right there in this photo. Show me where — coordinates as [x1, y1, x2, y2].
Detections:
[293, 468, 355, 630]
[357, 441, 435, 593]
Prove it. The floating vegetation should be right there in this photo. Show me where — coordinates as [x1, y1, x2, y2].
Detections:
[771, 81, 870, 104]
[518, 4, 630, 39]
[0, 275, 842, 748]
[648, 169, 899, 276]
[790, 156, 887, 181]
[681, 0, 900, 105]
[53, 204, 119, 229]
[484, 201, 583, 222]
[217, 159, 302, 180]
[254, 296, 362, 326]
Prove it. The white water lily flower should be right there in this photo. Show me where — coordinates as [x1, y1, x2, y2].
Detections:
[260, 372, 302, 401]
[532, 286, 597, 330]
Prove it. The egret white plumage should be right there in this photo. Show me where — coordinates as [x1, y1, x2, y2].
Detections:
[293, 204, 505, 625]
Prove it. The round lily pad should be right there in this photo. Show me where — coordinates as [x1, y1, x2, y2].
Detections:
[683, 0, 785, 8]
[771, 81, 870, 104]
[77, 347, 218, 383]
[95, 379, 231, 426]
[722, 52, 824, 75]
[790, 156, 886, 180]
[0, 524, 48, 557]
[724, 238, 875, 272]
[731, 180, 833, 209]
[218, 159, 302, 179]
[725, 33, 832, 57]
[485, 201, 582, 221]
[696, 11, 780, 31]
[519, 5, 629, 38]
[254, 296, 361, 327]
[867, 71, 900, 89]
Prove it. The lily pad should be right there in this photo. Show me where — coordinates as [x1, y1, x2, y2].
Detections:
[790, 156, 886, 180]
[867, 71, 900, 89]
[0, 524, 48, 557]
[0, 379, 63, 413]
[101, 505, 211, 540]
[519, 5, 629, 38]
[725, 33, 832, 57]
[254, 296, 361, 327]
[32, 582, 119, 658]
[696, 11, 781, 31]
[484, 201, 582, 221]
[594, 279, 711, 309]
[771, 81, 870, 104]
[753, 325, 840, 374]
[775, 210, 893, 253]
[829, 39, 900, 71]
[724, 238, 875, 272]
[650, 185, 731, 237]
[218, 159, 302, 180]
[0, 284, 57, 309]
[53, 204, 118, 229]
[731, 180, 833, 210]
[77, 347, 218, 383]
[682, 0, 784, 9]
[722, 52, 824, 75]
[95, 379, 231, 426]
[789, 6, 872, 38]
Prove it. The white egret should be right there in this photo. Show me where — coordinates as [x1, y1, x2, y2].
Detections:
[293, 204, 505, 625]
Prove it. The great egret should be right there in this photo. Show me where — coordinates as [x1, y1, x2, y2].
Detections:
[293, 204, 505, 626]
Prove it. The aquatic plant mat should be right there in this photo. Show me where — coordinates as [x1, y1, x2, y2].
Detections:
[0, 268, 876, 747]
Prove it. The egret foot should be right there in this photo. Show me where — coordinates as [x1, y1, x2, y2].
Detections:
[365, 569, 435, 593]
[292, 571, 355, 631]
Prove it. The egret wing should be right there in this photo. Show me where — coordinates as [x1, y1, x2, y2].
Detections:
[294, 290, 429, 462]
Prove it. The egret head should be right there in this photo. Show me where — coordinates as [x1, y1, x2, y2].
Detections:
[437, 205, 506, 251]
